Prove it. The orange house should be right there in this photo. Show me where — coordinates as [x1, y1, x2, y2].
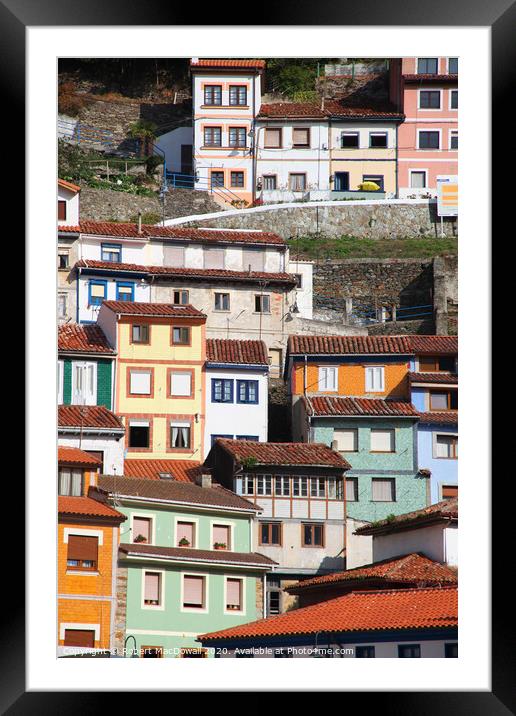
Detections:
[57, 446, 126, 655]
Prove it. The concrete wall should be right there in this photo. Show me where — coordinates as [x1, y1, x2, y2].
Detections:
[370, 522, 458, 566]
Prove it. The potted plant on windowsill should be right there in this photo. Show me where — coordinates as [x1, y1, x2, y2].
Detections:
[134, 534, 148, 543]
[213, 542, 227, 550]
[178, 537, 190, 547]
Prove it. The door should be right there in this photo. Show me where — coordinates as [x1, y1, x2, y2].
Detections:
[180, 144, 193, 174]
[71, 361, 97, 405]
[334, 172, 349, 191]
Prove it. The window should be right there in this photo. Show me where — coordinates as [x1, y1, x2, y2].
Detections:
[445, 642, 458, 658]
[229, 128, 246, 148]
[334, 429, 358, 452]
[450, 90, 458, 109]
[341, 132, 359, 148]
[419, 91, 441, 109]
[132, 517, 152, 544]
[435, 434, 458, 459]
[365, 366, 385, 392]
[236, 435, 259, 441]
[183, 575, 206, 609]
[241, 474, 254, 495]
[362, 175, 384, 191]
[58, 468, 83, 496]
[211, 171, 224, 188]
[417, 58, 438, 74]
[318, 366, 338, 392]
[230, 171, 245, 188]
[132, 324, 149, 344]
[204, 126, 222, 146]
[262, 175, 277, 190]
[254, 294, 270, 313]
[369, 132, 388, 147]
[260, 522, 281, 547]
[450, 130, 458, 150]
[410, 171, 427, 188]
[371, 478, 396, 502]
[293, 273, 303, 288]
[264, 128, 282, 148]
[267, 576, 281, 615]
[177, 521, 195, 547]
[170, 421, 191, 449]
[172, 326, 190, 345]
[289, 173, 306, 192]
[229, 85, 247, 106]
[429, 390, 458, 410]
[170, 371, 192, 397]
[204, 85, 222, 105]
[211, 433, 233, 445]
[212, 378, 233, 403]
[275, 476, 290, 496]
[448, 58, 458, 74]
[204, 248, 225, 269]
[311, 478, 326, 498]
[71, 361, 96, 405]
[226, 578, 243, 611]
[116, 282, 134, 302]
[57, 360, 64, 404]
[256, 474, 273, 496]
[237, 380, 258, 404]
[128, 420, 150, 448]
[292, 477, 308, 497]
[302, 523, 324, 547]
[143, 571, 162, 607]
[88, 281, 107, 307]
[370, 429, 395, 453]
[101, 243, 122, 263]
[129, 370, 152, 396]
[327, 478, 343, 500]
[419, 355, 456, 372]
[213, 524, 231, 549]
[345, 477, 358, 502]
[164, 246, 185, 267]
[172, 289, 189, 305]
[214, 292, 230, 311]
[398, 644, 421, 658]
[418, 131, 440, 150]
[64, 629, 95, 647]
[58, 294, 67, 319]
[58, 200, 67, 221]
[442, 484, 458, 499]
[356, 646, 375, 658]
[292, 128, 310, 147]
[242, 249, 264, 272]
[58, 251, 69, 269]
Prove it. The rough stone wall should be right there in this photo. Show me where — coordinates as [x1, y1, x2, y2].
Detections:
[178, 202, 458, 240]
[113, 565, 128, 654]
[255, 577, 264, 619]
[433, 255, 458, 335]
[368, 318, 435, 335]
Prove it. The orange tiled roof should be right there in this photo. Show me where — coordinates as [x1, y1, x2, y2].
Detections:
[58, 323, 115, 354]
[355, 498, 458, 536]
[215, 439, 350, 469]
[58, 446, 102, 467]
[199, 586, 458, 642]
[325, 99, 403, 119]
[409, 372, 458, 385]
[206, 339, 268, 366]
[287, 553, 458, 593]
[289, 335, 413, 355]
[101, 300, 206, 318]
[408, 335, 457, 354]
[258, 102, 328, 119]
[58, 405, 124, 432]
[403, 74, 457, 82]
[58, 495, 125, 520]
[58, 178, 81, 193]
[304, 396, 419, 418]
[123, 459, 201, 483]
[418, 411, 458, 425]
[258, 101, 403, 120]
[191, 58, 265, 69]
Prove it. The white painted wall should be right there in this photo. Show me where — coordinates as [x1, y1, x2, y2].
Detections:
[155, 126, 194, 173]
[58, 185, 80, 226]
[58, 434, 124, 475]
[77, 275, 150, 324]
[370, 522, 458, 566]
[346, 518, 373, 569]
[286, 259, 313, 319]
[329, 121, 397, 150]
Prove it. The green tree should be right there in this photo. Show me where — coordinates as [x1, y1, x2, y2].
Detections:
[128, 119, 157, 157]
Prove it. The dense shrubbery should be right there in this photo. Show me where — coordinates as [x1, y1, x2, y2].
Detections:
[58, 82, 88, 116]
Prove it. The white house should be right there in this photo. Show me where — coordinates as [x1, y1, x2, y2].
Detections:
[204, 339, 269, 457]
[155, 125, 194, 175]
[58, 179, 80, 226]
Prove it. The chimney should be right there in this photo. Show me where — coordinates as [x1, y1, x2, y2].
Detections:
[196, 467, 212, 489]
[137, 211, 142, 234]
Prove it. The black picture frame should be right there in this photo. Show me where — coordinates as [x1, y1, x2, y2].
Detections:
[7, 0, 505, 708]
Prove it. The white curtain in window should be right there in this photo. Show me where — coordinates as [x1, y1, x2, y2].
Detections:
[372, 479, 394, 501]
[365, 366, 384, 392]
[318, 367, 337, 391]
[59, 469, 70, 495]
[71, 470, 82, 496]
[345, 479, 356, 501]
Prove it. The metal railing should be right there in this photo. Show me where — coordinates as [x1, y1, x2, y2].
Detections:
[165, 171, 245, 206]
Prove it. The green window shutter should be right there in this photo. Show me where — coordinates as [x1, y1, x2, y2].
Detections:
[96, 360, 112, 409]
[63, 360, 72, 404]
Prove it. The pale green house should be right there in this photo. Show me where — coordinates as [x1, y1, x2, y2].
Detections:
[98, 471, 275, 658]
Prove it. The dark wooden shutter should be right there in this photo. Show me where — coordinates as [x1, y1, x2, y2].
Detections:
[64, 629, 95, 647]
[58, 200, 67, 221]
[67, 535, 98, 562]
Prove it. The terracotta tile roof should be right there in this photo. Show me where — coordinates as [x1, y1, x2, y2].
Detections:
[409, 372, 458, 385]
[304, 396, 419, 418]
[418, 411, 458, 425]
[199, 586, 458, 642]
[77, 221, 284, 246]
[101, 300, 206, 318]
[119, 542, 276, 568]
[123, 459, 201, 483]
[58, 495, 125, 521]
[325, 100, 403, 119]
[355, 498, 458, 536]
[58, 178, 81, 193]
[403, 74, 458, 82]
[206, 339, 268, 366]
[258, 101, 403, 120]
[191, 59, 265, 69]
[287, 553, 458, 593]
[58, 405, 125, 432]
[98, 474, 261, 512]
[408, 335, 458, 354]
[58, 323, 115, 355]
[75, 259, 297, 287]
[58, 224, 81, 233]
[288, 335, 413, 355]
[58, 446, 102, 467]
[258, 102, 328, 119]
[215, 439, 350, 469]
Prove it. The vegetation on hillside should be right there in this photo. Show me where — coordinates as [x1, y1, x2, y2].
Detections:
[287, 234, 458, 260]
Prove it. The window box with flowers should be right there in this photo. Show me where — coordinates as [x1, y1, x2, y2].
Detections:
[213, 542, 227, 550]
[178, 537, 191, 547]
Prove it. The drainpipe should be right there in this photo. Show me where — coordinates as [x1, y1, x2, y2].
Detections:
[395, 123, 399, 198]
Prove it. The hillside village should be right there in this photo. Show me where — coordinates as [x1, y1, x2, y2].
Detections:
[57, 57, 458, 659]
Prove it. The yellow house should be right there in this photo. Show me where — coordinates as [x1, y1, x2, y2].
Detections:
[97, 301, 207, 462]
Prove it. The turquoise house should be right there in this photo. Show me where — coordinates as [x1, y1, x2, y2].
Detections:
[97, 472, 275, 658]
[297, 396, 428, 521]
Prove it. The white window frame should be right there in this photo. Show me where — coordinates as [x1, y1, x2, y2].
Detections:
[365, 365, 385, 393]
[58, 292, 67, 318]
[180, 572, 209, 614]
[130, 512, 156, 545]
[417, 128, 442, 151]
[58, 359, 64, 404]
[449, 89, 458, 111]
[214, 292, 231, 312]
[210, 519, 235, 551]
[318, 366, 338, 392]
[341, 131, 360, 149]
[141, 568, 165, 611]
[409, 169, 428, 189]
[432, 432, 458, 459]
[417, 89, 443, 111]
[449, 130, 458, 151]
[174, 516, 199, 549]
[128, 419, 150, 449]
[369, 131, 389, 148]
[446, 57, 458, 74]
[223, 576, 246, 616]
[71, 361, 97, 405]
[63, 528, 104, 545]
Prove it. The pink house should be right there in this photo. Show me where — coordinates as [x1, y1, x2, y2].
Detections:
[390, 57, 458, 197]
